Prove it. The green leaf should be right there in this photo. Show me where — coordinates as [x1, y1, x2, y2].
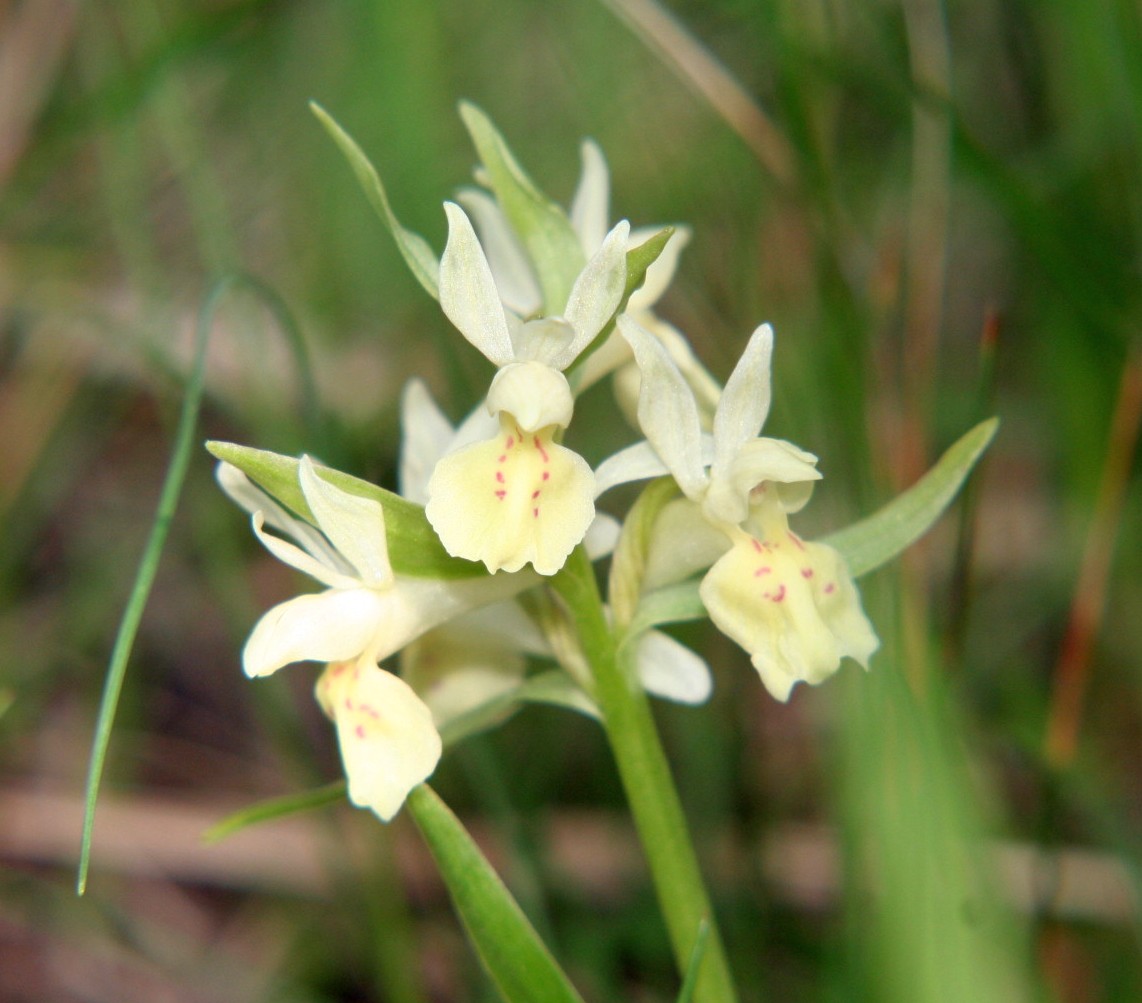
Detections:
[459, 102, 585, 314]
[310, 102, 441, 300]
[204, 782, 346, 843]
[822, 418, 999, 578]
[206, 441, 486, 580]
[406, 785, 587, 1003]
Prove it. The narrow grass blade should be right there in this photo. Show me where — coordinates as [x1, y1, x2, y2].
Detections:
[203, 781, 346, 843]
[76, 278, 214, 895]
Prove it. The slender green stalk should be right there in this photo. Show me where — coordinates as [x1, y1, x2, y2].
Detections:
[551, 546, 738, 1003]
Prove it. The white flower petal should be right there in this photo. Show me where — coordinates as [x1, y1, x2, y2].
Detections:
[425, 423, 595, 575]
[439, 202, 515, 367]
[557, 220, 630, 367]
[593, 441, 672, 497]
[456, 188, 540, 315]
[705, 437, 820, 527]
[584, 511, 621, 559]
[399, 379, 456, 503]
[243, 587, 386, 677]
[618, 316, 707, 499]
[570, 139, 610, 256]
[634, 629, 712, 705]
[711, 324, 774, 483]
[217, 463, 344, 571]
[251, 512, 352, 589]
[316, 661, 441, 822]
[299, 457, 392, 587]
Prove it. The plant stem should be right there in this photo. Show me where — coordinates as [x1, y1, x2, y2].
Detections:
[552, 546, 738, 1003]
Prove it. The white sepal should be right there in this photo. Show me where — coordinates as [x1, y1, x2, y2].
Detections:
[243, 588, 388, 678]
[400, 379, 457, 503]
[711, 323, 774, 484]
[634, 629, 713, 705]
[456, 187, 539, 315]
[618, 316, 707, 499]
[439, 201, 515, 367]
[557, 219, 630, 367]
[569, 139, 610, 256]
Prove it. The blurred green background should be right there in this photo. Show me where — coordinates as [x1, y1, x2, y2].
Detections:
[2, 0, 1139, 1000]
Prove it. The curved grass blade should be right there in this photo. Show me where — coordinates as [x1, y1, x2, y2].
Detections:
[406, 784, 586, 1003]
[203, 781, 346, 843]
[77, 278, 216, 894]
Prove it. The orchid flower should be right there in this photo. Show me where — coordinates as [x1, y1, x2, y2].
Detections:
[403, 379, 712, 710]
[598, 317, 879, 701]
[424, 201, 628, 576]
[459, 140, 720, 412]
[217, 457, 520, 820]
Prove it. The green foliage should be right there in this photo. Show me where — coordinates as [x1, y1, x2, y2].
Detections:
[205, 440, 486, 579]
[407, 785, 587, 1003]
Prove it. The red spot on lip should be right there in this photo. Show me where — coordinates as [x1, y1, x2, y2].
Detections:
[534, 437, 550, 463]
[495, 490, 506, 499]
[505, 436, 515, 449]
[542, 471, 550, 481]
[497, 454, 506, 463]
[751, 538, 763, 553]
[531, 489, 540, 499]
[769, 584, 786, 603]
[355, 724, 366, 739]
[786, 531, 805, 551]
[754, 566, 772, 577]
[801, 568, 813, 578]
[496, 471, 505, 483]
[824, 583, 836, 594]
[532, 507, 540, 518]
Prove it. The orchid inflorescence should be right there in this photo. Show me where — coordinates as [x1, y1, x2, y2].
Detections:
[209, 103, 986, 825]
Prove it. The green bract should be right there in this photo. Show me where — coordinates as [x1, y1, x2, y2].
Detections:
[206, 440, 486, 579]
[459, 101, 586, 314]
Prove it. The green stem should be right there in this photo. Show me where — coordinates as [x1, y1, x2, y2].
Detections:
[551, 546, 738, 1003]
